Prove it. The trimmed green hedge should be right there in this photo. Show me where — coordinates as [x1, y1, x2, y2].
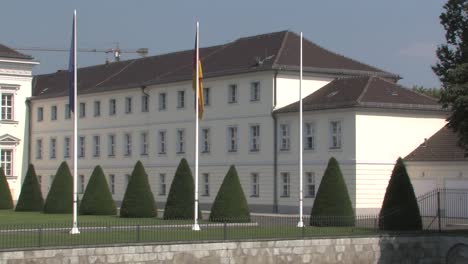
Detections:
[379, 158, 422, 231]
[310, 157, 355, 226]
[80, 166, 116, 215]
[0, 167, 13, 209]
[164, 158, 197, 220]
[120, 161, 157, 218]
[209, 165, 250, 222]
[43, 162, 73, 214]
[15, 164, 44, 211]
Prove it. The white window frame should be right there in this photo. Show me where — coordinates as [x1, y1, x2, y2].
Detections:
[64, 137, 71, 158]
[93, 135, 100, 157]
[109, 99, 116, 116]
[227, 126, 238, 153]
[177, 90, 185, 109]
[202, 173, 210, 196]
[251, 173, 260, 197]
[140, 132, 149, 156]
[158, 130, 167, 155]
[108, 134, 116, 157]
[228, 84, 237, 104]
[94, 100, 101, 117]
[37, 107, 43, 122]
[125, 97, 132, 114]
[279, 123, 290, 151]
[124, 133, 132, 156]
[158, 92, 166, 111]
[201, 128, 210, 153]
[79, 102, 86, 118]
[281, 172, 290, 197]
[329, 120, 342, 150]
[0, 149, 13, 177]
[36, 139, 43, 160]
[1, 93, 14, 121]
[249, 124, 260, 152]
[305, 172, 316, 198]
[203, 87, 210, 106]
[49, 138, 56, 159]
[159, 173, 166, 196]
[141, 95, 149, 112]
[250, 81, 260, 102]
[304, 122, 316, 151]
[51, 105, 57, 121]
[176, 129, 185, 154]
[79, 136, 85, 158]
[109, 174, 115, 194]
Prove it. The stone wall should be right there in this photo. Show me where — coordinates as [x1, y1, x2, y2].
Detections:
[1, 235, 467, 264]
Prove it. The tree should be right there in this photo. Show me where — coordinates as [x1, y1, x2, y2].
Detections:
[0, 167, 13, 209]
[79, 165, 116, 215]
[43, 161, 73, 214]
[209, 165, 250, 222]
[433, 0, 468, 154]
[15, 164, 44, 211]
[379, 158, 422, 231]
[164, 158, 197, 220]
[310, 157, 354, 226]
[411, 85, 441, 99]
[120, 161, 157, 218]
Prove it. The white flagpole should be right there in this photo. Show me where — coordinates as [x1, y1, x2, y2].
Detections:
[297, 32, 304, 228]
[192, 21, 201, 231]
[70, 9, 80, 235]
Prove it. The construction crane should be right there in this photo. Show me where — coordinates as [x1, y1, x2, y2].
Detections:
[14, 43, 148, 63]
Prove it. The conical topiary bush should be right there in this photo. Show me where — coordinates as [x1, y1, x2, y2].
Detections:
[15, 164, 44, 211]
[164, 158, 198, 220]
[379, 158, 422, 231]
[0, 167, 13, 209]
[209, 165, 250, 222]
[120, 161, 157, 218]
[79, 165, 116, 215]
[310, 157, 355, 226]
[43, 161, 73, 214]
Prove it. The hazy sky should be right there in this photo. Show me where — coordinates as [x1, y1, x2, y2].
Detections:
[1, 0, 447, 88]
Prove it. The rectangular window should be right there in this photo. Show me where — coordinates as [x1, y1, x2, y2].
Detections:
[1, 94, 13, 120]
[159, 173, 166, 196]
[203, 87, 210, 106]
[93, 135, 100, 157]
[108, 134, 115, 157]
[329, 120, 342, 150]
[51, 105, 57, 120]
[305, 172, 316, 198]
[79, 175, 85, 194]
[79, 103, 86, 118]
[94, 101, 101, 117]
[65, 104, 71, 119]
[64, 137, 71, 158]
[280, 124, 290, 151]
[281, 172, 290, 197]
[125, 97, 132, 114]
[124, 133, 132, 156]
[36, 139, 43, 160]
[304, 123, 316, 150]
[158, 130, 167, 154]
[79, 136, 85, 158]
[228, 84, 237, 103]
[177, 91, 185, 109]
[37, 107, 43, 121]
[176, 129, 185, 153]
[109, 174, 115, 195]
[141, 95, 149, 112]
[202, 173, 210, 196]
[227, 126, 238, 152]
[140, 132, 149, 156]
[158, 93, 166, 111]
[251, 173, 260, 197]
[49, 138, 56, 159]
[109, 99, 116, 115]
[201, 128, 210, 153]
[250, 81, 260, 101]
[250, 125, 260, 152]
[0, 150, 13, 176]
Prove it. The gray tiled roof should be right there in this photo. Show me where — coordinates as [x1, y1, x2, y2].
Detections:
[0, 44, 33, 60]
[32, 30, 398, 99]
[405, 126, 468, 162]
[274, 76, 444, 113]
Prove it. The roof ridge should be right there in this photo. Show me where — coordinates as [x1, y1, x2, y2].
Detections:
[235, 30, 288, 42]
[272, 31, 290, 67]
[356, 76, 373, 104]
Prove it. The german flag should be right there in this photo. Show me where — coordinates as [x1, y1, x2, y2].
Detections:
[193, 26, 204, 119]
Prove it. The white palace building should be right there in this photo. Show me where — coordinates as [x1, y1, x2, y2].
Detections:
[1, 31, 456, 214]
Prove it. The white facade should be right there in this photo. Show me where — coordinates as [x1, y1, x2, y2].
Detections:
[0, 56, 38, 199]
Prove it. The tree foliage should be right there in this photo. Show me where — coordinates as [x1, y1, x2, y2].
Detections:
[379, 158, 422, 231]
[433, 0, 468, 154]
[0, 167, 13, 209]
[209, 165, 250, 222]
[15, 164, 44, 211]
[411, 85, 442, 99]
[310, 157, 355, 226]
[43, 162, 73, 214]
[164, 158, 197, 220]
[79, 166, 116, 215]
[120, 161, 157, 218]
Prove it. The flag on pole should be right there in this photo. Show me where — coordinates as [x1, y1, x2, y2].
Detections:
[193, 30, 204, 119]
[68, 14, 75, 113]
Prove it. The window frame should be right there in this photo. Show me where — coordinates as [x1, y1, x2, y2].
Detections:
[93, 135, 101, 157]
[251, 173, 260, 197]
[158, 130, 167, 155]
[279, 123, 290, 151]
[1, 93, 14, 121]
[158, 92, 167, 111]
[0, 149, 13, 177]
[281, 172, 290, 197]
[141, 95, 149, 112]
[176, 129, 185, 154]
[125, 97, 132, 114]
[227, 126, 238, 153]
[49, 138, 56, 159]
[227, 84, 238, 104]
[249, 124, 260, 152]
[250, 81, 260, 102]
[94, 100, 101, 117]
[177, 90, 185, 109]
[109, 99, 117, 116]
[124, 133, 132, 157]
[108, 134, 116, 157]
[304, 122, 316, 151]
[329, 120, 343, 150]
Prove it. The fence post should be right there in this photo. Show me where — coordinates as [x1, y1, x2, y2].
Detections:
[136, 225, 141, 242]
[437, 190, 441, 233]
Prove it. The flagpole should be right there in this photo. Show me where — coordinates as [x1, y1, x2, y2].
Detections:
[297, 32, 304, 228]
[192, 21, 201, 231]
[70, 9, 80, 235]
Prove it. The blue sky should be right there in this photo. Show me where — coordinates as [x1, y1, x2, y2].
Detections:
[1, 0, 446, 87]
